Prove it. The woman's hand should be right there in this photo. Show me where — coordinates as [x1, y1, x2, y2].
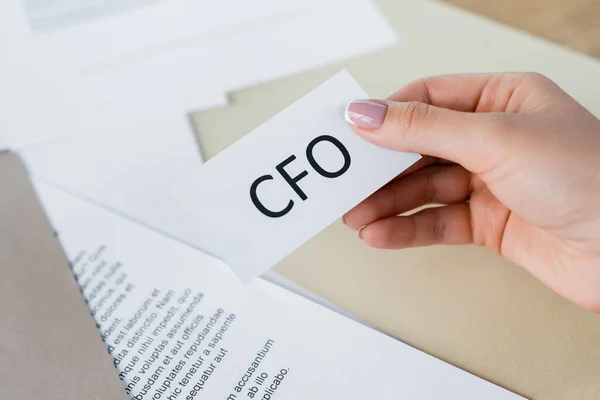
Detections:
[343, 72, 600, 312]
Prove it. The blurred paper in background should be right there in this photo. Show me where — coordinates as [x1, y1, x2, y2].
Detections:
[10, 0, 399, 247]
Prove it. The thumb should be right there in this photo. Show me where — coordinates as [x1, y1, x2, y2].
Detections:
[345, 99, 507, 174]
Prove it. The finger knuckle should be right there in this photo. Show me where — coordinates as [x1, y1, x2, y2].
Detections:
[375, 185, 397, 218]
[510, 72, 554, 90]
[431, 211, 446, 243]
[422, 172, 437, 204]
[404, 217, 418, 247]
[392, 101, 431, 138]
[505, 71, 546, 83]
[522, 71, 550, 83]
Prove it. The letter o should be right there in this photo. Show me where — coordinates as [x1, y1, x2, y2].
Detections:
[306, 135, 351, 178]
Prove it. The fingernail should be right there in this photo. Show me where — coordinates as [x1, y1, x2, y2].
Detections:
[357, 225, 366, 239]
[342, 214, 347, 225]
[345, 100, 388, 130]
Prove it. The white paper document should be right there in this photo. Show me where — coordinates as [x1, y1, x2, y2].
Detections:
[24, 0, 164, 32]
[21, 131, 202, 245]
[33, 181, 523, 399]
[85, 0, 399, 102]
[0, 2, 227, 151]
[0, 0, 297, 149]
[10, 0, 304, 70]
[176, 71, 421, 282]
[1, 0, 398, 159]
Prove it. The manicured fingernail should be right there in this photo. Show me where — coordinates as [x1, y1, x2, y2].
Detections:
[345, 100, 388, 130]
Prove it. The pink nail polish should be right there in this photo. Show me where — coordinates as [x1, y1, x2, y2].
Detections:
[345, 100, 388, 130]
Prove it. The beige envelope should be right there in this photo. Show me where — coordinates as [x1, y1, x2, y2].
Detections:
[0, 151, 126, 399]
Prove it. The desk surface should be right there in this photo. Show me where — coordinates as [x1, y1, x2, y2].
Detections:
[444, 0, 600, 60]
[192, 1, 600, 399]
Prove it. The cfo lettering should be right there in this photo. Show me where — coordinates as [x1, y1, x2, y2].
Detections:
[250, 135, 351, 218]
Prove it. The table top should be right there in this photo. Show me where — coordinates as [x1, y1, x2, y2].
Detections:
[192, 1, 600, 398]
[442, 0, 600, 60]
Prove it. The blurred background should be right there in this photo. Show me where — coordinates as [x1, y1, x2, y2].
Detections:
[444, 0, 600, 58]
[2, 1, 600, 399]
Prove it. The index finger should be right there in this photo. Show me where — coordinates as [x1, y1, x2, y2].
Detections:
[387, 73, 496, 112]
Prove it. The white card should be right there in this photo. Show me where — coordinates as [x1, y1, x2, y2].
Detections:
[176, 71, 421, 282]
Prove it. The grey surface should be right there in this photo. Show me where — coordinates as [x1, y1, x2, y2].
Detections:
[0, 151, 126, 400]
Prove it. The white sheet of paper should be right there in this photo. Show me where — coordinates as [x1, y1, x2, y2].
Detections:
[0, 0, 396, 151]
[0, 0, 292, 149]
[6, 0, 304, 71]
[21, 131, 203, 246]
[2, 0, 223, 194]
[84, 0, 398, 110]
[0, 0, 301, 124]
[33, 180, 524, 400]
[260, 269, 380, 330]
[175, 71, 421, 282]
[0, 16, 227, 151]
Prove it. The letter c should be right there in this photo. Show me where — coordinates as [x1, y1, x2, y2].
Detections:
[250, 175, 294, 218]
